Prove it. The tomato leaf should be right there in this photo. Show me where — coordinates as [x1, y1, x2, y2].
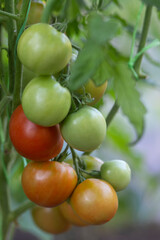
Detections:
[88, 13, 121, 44]
[68, 42, 104, 91]
[141, 0, 160, 9]
[92, 60, 113, 86]
[113, 63, 146, 140]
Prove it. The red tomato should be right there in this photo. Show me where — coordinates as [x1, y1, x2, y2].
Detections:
[9, 105, 63, 161]
[32, 206, 71, 234]
[59, 201, 88, 227]
[70, 179, 118, 225]
[22, 161, 78, 207]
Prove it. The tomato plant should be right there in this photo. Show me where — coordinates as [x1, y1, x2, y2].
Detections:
[22, 161, 77, 207]
[60, 106, 106, 152]
[101, 160, 131, 191]
[17, 23, 72, 75]
[32, 206, 71, 234]
[59, 201, 88, 227]
[9, 105, 64, 161]
[70, 178, 118, 225]
[22, 75, 71, 126]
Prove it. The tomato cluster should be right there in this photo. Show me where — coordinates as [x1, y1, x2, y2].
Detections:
[8, 22, 131, 235]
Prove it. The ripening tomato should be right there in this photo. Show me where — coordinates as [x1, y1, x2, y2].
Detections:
[70, 179, 118, 225]
[17, 1, 46, 25]
[22, 161, 78, 207]
[32, 206, 71, 234]
[77, 80, 108, 106]
[9, 105, 63, 161]
[22, 75, 71, 127]
[100, 160, 131, 191]
[17, 23, 72, 75]
[65, 155, 103, 179]
[59, 201, 88, 227]
[60, 106, 106, 152]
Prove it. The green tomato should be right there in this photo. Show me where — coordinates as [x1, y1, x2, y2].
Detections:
[17, 23, 72, 75]
[22, 76, 71, 127]
[60, 106, 106, 152]
[100, 160, 131, 192]
[65, 155, 103, 179]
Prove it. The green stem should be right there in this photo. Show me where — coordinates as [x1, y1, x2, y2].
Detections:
[9, 202, 34, 222]
[106, 101, 119, 127]
[0, 145, 10, 239]
[134, 5, 153, 74]
[0, 96, 12, 116]
[0, 9, 19, 21]
[70, 147, 84, 183]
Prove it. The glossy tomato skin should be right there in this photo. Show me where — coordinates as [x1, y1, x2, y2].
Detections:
[32, 206, 71, 234]
[22, 161, 78, 207]
[77, 80, 108, 106]
[60, 106, 106, 152]
[101, 160, 131, 191]
[70, 179, 118, 225]
[9, 105, 63, 161]
[22, 76, 71, 127]
[65, 155, 103, 179]
[17, 1, 46, 25]
[17, 23, 72, 75]
[59, 201, 88, 227]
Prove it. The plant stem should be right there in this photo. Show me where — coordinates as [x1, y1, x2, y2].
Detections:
[0, 145, 10, 240]
[0, 10, 19, 21]
[106, 101, 119, 127]
[9, 202, 35, 222]
[134, 5, 153, 74]
[70, 147, 84, 183]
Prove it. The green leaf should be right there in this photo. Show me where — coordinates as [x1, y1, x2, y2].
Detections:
[88, 13, 121, 44]
[92, 60, 113, 86]
[141, 0, 160, 9]
[113, 63, 146, 140]
[65, 0, 80, 21]
[68, 41, 104, 91]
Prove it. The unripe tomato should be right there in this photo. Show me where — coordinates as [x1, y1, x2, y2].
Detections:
[60, 106, 106, 152]
[65, 155, 103, 179]
[17, 23, 72, 75]
[32, 206, 71, 234]
[59, 201, 88, 227]
[77, 80, 108, 106]
[100, 160, 131, 191]
[9, 105, 63, 161]
[70, 179, 118, 225]
[22, 161, 78, 207]
[17, 1, 46, 25]
[22, 76, 71, 127]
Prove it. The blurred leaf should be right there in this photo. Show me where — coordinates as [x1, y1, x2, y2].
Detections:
[88, 13, 121, 44]
[141, 0, 160, 9]
[64, 0, 80, 21]
[92, 60, 113, 86]
[68, 41, 104, 90]
[113, 63, 146, 140]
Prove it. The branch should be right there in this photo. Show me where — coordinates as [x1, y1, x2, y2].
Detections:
[134, 5, 153, 73]
[0, 10, 19, 21]
[106, 101, 119, 127]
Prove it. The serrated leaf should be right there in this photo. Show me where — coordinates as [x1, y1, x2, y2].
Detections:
[88, 13, 121, 44]
[113, 63, 146, 140]
[68, 41, 104, 91]
[141, 0, 160, 9]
